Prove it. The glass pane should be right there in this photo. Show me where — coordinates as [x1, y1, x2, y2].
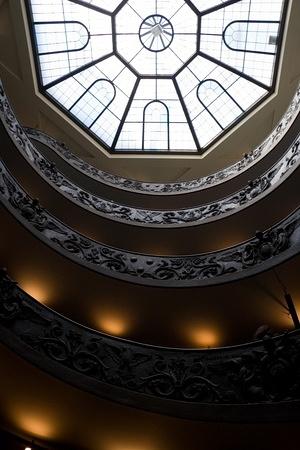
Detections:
[27, 0, 287, 152]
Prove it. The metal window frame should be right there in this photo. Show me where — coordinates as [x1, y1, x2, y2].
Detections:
[69, 78, 116, 129]
[142, 100, 170, 150]
[196, 78, 244, 130]
[222, 20, 280, 55]
[24, 0, 290, 155]
[34, 20, 90, 56]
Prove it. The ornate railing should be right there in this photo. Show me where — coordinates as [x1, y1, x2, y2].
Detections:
[1, 82, 300, 228]
[1, 158, 300, 287]
[25, 84, 300, 195]
[0, 270, 299, 421]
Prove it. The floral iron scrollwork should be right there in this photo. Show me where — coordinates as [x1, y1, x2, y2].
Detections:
[24, 84, 300, 195]
[1, 159, 300, 287]
[1, 80, 300, 227]
[0, 271, 300, 420]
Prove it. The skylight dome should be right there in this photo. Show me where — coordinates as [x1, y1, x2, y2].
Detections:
[27, 0, 288, 154]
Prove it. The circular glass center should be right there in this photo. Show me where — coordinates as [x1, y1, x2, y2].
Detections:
[139, 14, 174, 52]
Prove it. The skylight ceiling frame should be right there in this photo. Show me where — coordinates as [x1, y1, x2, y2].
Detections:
[24, 0, 290, 155]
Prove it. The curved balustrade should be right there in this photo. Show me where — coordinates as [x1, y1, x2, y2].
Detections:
[1, 83, 300, 228]
[25, 83, 300, 195]
[0, 270, 299, 421]
[1, 158, 300, 287]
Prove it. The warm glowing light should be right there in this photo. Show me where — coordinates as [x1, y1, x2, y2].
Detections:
[98, 314, 129, 336]
[19, 280, 50, 304]
[25, 447, 32, 450]
[277, 311, 295, 329]
[110, 447, 153, 450]
[17, 413, 54, 439]
[107, 440, 156, 450]
[190, 328, 220, 348]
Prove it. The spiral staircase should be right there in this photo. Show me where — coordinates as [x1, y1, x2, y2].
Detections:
[1, 1, 300, 449]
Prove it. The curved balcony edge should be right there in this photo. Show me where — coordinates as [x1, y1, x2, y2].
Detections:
[1, 82, 300, 228]
[0, 270, 299, 422]
[1, 158, 300, 287]
[24, 83, 300, 195]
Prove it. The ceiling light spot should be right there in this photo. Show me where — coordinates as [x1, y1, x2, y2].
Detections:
[19, 279, 50, 304]
[189, 327, 220, 348]
[98, 313, 129, 336]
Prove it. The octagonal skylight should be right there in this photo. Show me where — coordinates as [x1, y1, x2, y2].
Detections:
[26, 0, 288, 154]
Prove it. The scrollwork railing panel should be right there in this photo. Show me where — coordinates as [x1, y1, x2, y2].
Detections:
[0, 81, 300, 227]
[0, 270, 299, 421]
[1, 158, 300, 287]
[25, 84, 300, 195]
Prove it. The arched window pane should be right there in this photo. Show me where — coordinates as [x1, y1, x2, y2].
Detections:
[143, 101, 170, 151]
[70, 79, 116, 128]
[197, 80, 243, 129]
[223, 21, 280, 54]
[35, 21, 89, 55]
